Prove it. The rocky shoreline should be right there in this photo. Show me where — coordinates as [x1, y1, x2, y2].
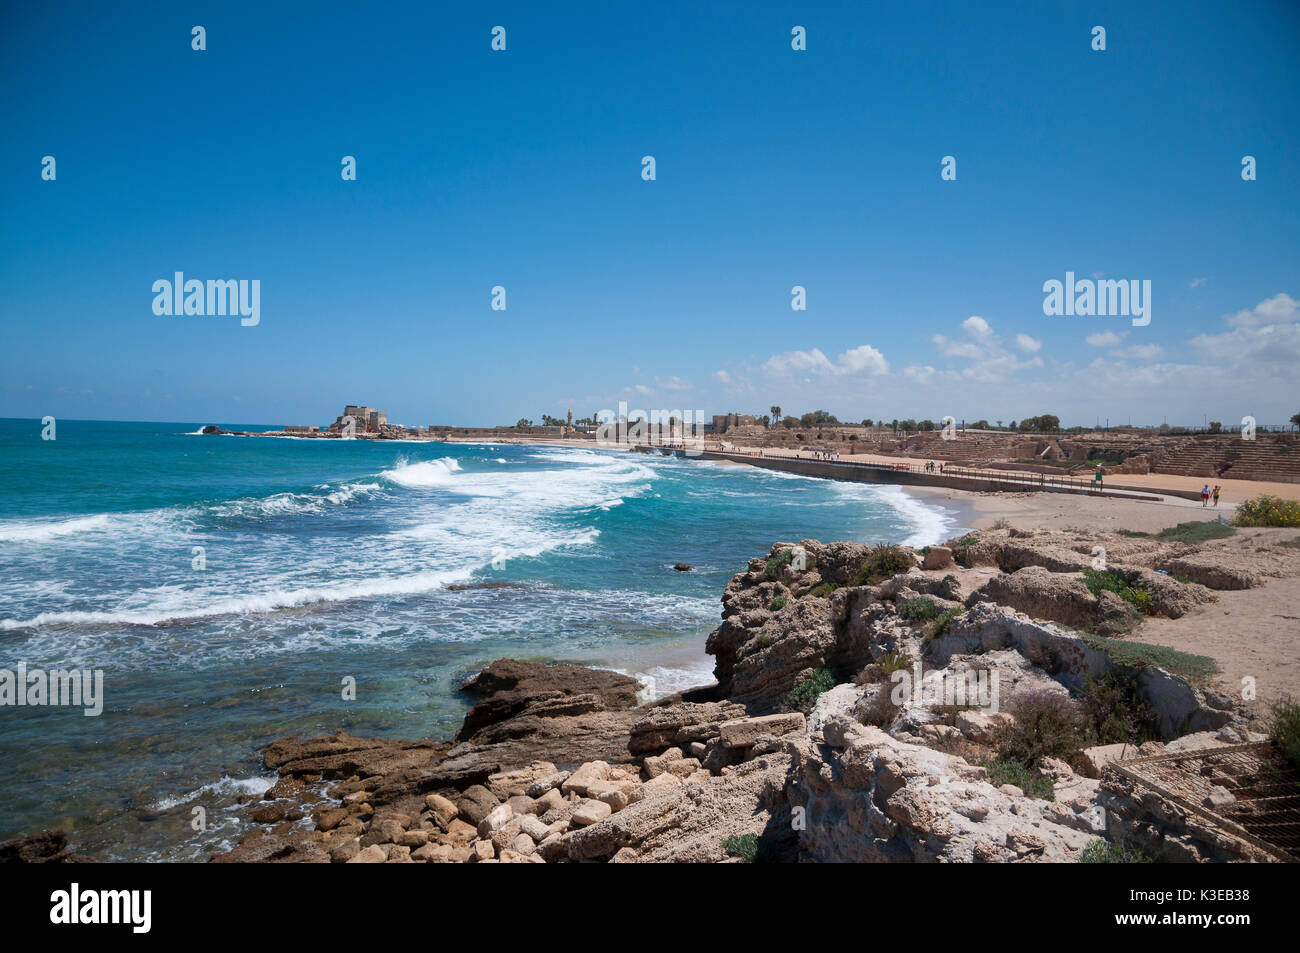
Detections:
[8, 524, 1298, 864]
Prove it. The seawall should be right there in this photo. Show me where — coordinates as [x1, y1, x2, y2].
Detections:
[633, 446, 1166, 501]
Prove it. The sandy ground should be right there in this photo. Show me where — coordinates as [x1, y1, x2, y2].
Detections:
[1078, 472, 1300, 503]
[1132, 576, 1299, 706]
[902, 484, 1226, 534]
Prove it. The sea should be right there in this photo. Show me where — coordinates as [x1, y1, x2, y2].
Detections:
[0, 418, 964, 860]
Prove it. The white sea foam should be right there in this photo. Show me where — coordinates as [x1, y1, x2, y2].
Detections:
[150, 775, 275, 811]
[380, 457, 463, 487]
[209, 481, 379, 519]
[0, 566, 477, 630]
[627, 659, 718, 703]
[0, 514, 113, 542]
[855, 484, 962, 547]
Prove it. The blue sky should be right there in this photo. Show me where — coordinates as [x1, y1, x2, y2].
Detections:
[2, 0, 1297, 427]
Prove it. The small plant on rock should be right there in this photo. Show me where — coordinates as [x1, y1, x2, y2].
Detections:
[769, 596, 788, 611]
[722, 833, 759, 862]
[764, 548, 795, 581]
[984, 758, 1055, 800]
[951, 534, 981, 564]
[996, 690, 1088, 769]
[899, 596, 940, 622]
[925, 607, 965, 643]
[850, 543, 914, 586]
[1269, 696, 1300, 770]
[786, 667, 837, 713]
[1078, 840, 1153, 863]
[878, 651, 912, 677]
[1082, 568, 1155, 615]
[1080, 670, 1160, 746]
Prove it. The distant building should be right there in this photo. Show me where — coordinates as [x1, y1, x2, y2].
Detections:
[712, 414, 757, 434]
[331, 404, 386, 433]
[283, 425, 319, 433]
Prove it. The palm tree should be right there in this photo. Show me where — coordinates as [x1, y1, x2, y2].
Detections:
[770, 406, 781, 428]
[1291, 412, 1300, 430]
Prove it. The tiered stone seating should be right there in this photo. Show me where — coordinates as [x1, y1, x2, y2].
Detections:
[1220, 438, 1300, 482]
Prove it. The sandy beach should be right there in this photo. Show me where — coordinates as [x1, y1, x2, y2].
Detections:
[904, 483, 1232, 534]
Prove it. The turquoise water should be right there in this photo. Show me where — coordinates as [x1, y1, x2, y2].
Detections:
[0, 418, 963, 860]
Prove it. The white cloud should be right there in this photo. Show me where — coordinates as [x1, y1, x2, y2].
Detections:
[962, 315, 993, 339]
[1221, 292, 1298, 330]
[1015, 333, 1042, 353]
[903, 364, 936, 383]
[1189, 277, 1208, 289]
[654, 375, 693, 391]
[932, 334, 984, 359]
[1192, 293, 1300, 364]
[837, 344, 890, 376]
[762, 348, 835, 377]
[713, 369, 731, 384]
[762, 344, 889, 378]
[1086, 331, 1125, 347]
[1112, 343, 1165, 360]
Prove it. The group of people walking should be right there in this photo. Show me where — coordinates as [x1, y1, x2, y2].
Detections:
[1201, 484, 1222, 507]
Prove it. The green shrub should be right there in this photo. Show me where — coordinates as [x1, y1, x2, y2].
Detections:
[1115, 529, 1151, 538]
[808, 581, 841, 599]
[985, 758, 1056, 800]
[951, 534, 980, 564]
[1082, 568, 1155, 614]
[996, 691, 1087, 767]
[722, 833, 758, 862]
[769, 596, 787, 611]
[1234, 495, 1300, 528]
[930, 607, 964, 636]
[878, 651, 911, 677]
[1269, 696, 1300, 770]
[1082, 634, 1220, 686]
[1078, 840, 1153, 864]
[786, 668, 836, 713]
[764, 548, 795, 581]
[899, 597, 940, 622]
[754, 633, 774, 650]
[850, 543, 914, 586]
[1080, 671, 1160, 746]
[1157, 520, 1236, 541]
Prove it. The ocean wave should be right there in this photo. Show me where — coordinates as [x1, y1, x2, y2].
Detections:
[0, 514, 113, 543]
[150, 774, 275, 811]
[0, 566, 477, 630]
[209, 481, 379, 519]
[380, 457, 463, 487]
[855, 484, 962, 547]
[626, 660, 718, 703]
[528, 448, 606, 464]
